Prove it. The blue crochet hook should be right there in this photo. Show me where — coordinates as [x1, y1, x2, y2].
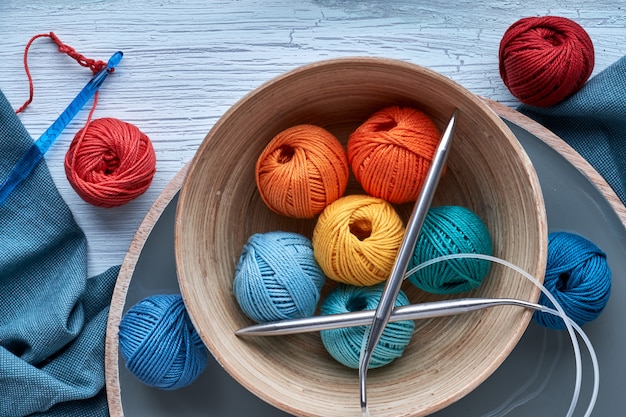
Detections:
[0, 50, 123, 205]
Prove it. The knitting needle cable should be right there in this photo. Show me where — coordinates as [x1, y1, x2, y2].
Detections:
[408, 254, 598, 417]
[0, 50, 123, 205]
[235, 253, 598, 417]
[358, 109, 458, 417]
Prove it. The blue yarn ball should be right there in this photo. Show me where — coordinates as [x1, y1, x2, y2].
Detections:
[118, 294, 209, 390]
[320, 283, 415, 369]
[408, 205, 493, 294]
[533, 231, 611, 329]
[233, 231, 326, 323]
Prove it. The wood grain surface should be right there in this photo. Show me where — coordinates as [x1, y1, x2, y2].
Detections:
[1, 0, 625, 276]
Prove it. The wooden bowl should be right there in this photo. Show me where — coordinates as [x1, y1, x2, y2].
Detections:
[174, 57, 548, 417]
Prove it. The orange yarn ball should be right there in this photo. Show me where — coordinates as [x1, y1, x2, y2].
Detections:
[256, 124, 349, 218]
[312, 194, 405, 286]
[64, 118, 156, 208]
[347, 106, 441, 204]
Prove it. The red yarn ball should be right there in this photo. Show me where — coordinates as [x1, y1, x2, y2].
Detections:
[499, 16, 594, 107]
[64, 118, 156, 208]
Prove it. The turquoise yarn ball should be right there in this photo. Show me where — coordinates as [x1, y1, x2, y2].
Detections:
[408, 205, 493, 294]
[533, 231, 611, 329]
[233, 231, 326, 323]
[320, 283, 415, 369]
[118, 294, 209, 390]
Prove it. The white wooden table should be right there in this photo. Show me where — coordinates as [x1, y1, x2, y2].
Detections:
[1, 0, 625, 276]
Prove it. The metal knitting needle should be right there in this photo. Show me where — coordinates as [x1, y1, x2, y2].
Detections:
[359, 109, 458, 417]
[235, 297, 545, 336]
[0, 50, 123, 205]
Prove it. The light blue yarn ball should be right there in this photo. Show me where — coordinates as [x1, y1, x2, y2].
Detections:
[320, 283, 415, 369]
[533, 231, 611, 329]
[408, 205, 493, 294]
[233, 231, 326, 323]
[118, 294, 209, 390]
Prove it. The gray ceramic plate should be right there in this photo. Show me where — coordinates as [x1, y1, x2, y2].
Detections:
[107, 109, 626, 416]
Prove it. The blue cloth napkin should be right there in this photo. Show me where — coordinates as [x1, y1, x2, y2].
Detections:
[0, 89, 119, 417]
[518, 55, 626, 205]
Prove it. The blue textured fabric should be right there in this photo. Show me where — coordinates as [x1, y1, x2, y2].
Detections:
[0, 89, 119, 417]
[518, 55, 626, 205]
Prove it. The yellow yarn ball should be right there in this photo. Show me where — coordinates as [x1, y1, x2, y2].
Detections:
[312, 194, 405, 286]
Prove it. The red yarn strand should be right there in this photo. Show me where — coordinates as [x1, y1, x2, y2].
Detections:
[15, 32, 108, 114]
[48, 32, 108, 74]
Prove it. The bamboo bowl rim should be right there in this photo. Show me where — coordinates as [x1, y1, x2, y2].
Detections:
[173, 57, 547, 417]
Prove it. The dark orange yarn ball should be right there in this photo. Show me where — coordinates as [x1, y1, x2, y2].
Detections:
[347, 106, 441, 204]
[64, 118, 156, 208]
[255, 124, 349, 218]
[499, 16, 594, 107]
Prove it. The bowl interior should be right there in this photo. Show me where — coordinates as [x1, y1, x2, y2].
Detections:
[175, 57, 547, 417]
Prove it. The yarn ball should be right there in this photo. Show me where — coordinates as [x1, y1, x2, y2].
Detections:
[407, 205, 493, 294]
[347, 106, 441, 204]
[320, 283, 415, 369]
[65, 117, 156, 208]
[118, 294, 209, 390]
[233, 231, 326, 323]
[312, 194, 405, 286]
[533, 231, 611, 330]
[499, 16, 594, 107]
[255, 124, 349, 218]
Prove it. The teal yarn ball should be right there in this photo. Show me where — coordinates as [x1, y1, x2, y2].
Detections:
[118, 294, 209, 390]
[408, 205, 493, 294]
[233, 231, 326, 323]
[320, 283, 415, 369]
[533, 231, 611, 330]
